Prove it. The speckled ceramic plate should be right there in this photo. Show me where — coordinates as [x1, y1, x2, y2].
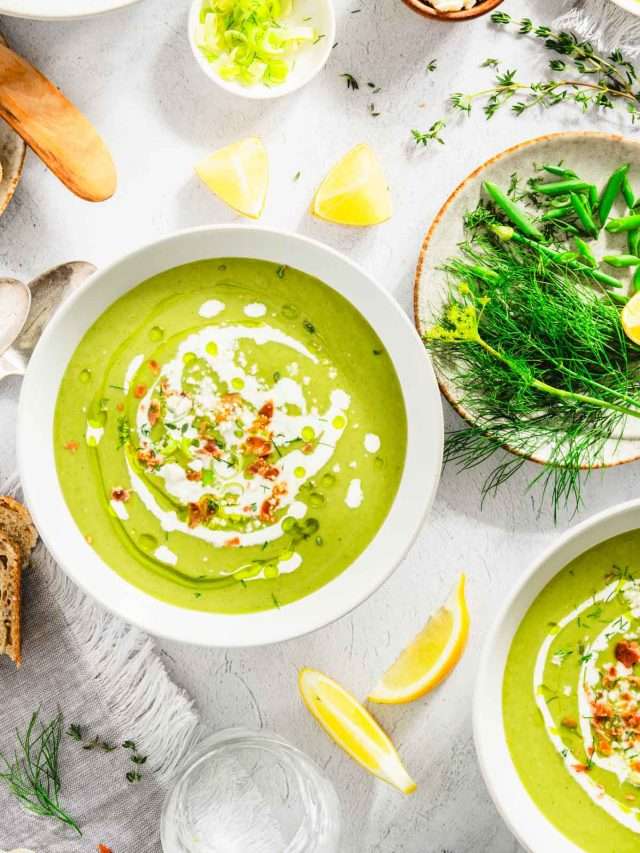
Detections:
[0, 0, 141, 19]
[414, 131, 640, 470]
[0, 35, 25, 216]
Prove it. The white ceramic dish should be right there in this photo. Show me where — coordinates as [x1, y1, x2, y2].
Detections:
[414, 131, 640, 470]
[18, 226, 443, 647]
[188, 0, 335, 100]
[610, 0, 640, 18]
[0, 0, 141, 18]
[473, 497, 640, 853]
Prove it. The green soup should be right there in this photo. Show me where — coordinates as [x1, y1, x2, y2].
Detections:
[503, 530, 640, 851]
[54, 259, 407, 614]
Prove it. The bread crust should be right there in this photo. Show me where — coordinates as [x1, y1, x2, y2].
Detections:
[0, 530, 23, 667]
[0, 496, 37, 561]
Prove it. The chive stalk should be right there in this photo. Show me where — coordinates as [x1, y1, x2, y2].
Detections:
[606, 213, 640, 234]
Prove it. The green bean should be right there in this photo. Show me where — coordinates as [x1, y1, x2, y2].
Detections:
[542, 165, 578, 178]
[623, 175, 636, 209]
[550, 195, 571, 208]
[605, 213, 640, 233]
[511, 232, 623, 288]
[608, 291, 630, 305]
[588, 184, 598, 211]
[570, 193, 598, 237]
[598, 163, 629, 224]
[540, 205, 572, 222]
[628, 229, 640, 257]
[465, 263, 501, 283]
[602, 254, 640, 268]
[634, 267, 640, 293]
[532, 179, 592, 196]
[574, 237, 597, 268]
[483, 180, 544, 241]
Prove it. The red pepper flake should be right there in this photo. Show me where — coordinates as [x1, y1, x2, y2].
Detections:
[111, 487, 130, 502]
[224, 536, 240, 548]
[64, 440, 79, 453]
[133, 383, 147, 399]
[98, 846, 113, 853]
[148, 359, 161, 375]
[148, 399, 161, 426]
[572, 763, 590, 773]
[186, 469, 202, 481]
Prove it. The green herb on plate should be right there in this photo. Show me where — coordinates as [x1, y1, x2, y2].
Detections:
[423, 176, 640, 516]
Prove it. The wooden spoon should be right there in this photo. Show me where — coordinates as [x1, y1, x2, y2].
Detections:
[0, 43, 116, 202]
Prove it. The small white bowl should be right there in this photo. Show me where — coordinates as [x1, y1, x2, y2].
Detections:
[18, 226, 443, 647]
[188, 0, 335, 100]
[473, 498, 640, 852]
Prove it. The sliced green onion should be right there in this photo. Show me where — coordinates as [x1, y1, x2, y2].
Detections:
[195, 0, 317, 88]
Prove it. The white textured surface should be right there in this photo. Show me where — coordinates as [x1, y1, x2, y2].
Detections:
[2, 0, 640, 849]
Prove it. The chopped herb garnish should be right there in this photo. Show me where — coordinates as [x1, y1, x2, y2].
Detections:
[426, 60, 437, 73]
[341, 72, 359, 91]
[276, 265, 287, 278]
[117, 417, 131, 449]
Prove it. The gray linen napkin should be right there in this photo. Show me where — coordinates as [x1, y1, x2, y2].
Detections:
[0, 487, 200, 853]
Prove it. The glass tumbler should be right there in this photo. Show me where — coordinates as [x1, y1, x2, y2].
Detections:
[160, 727, 341, 853]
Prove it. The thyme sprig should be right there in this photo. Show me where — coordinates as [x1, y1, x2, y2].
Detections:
[0, 710, 81, 835]
[412, 13, 640, 147]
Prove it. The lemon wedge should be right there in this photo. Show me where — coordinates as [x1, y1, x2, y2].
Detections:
[298, 668, 416, 794]
[311, 144, 392, 226]
[368, 574, 469, 705]
[622, 291, 640, 345]
[195, 137, 268, 219]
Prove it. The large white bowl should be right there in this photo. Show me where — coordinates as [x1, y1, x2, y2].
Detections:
[474, 498, 640, 852]
[18, 226, 443, 647]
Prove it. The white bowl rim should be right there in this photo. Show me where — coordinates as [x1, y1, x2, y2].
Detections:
[0, 0, 141, 20]
[18, 224, 443, 647]
[473, 497, 640, 853]
[609, 0, 640, 17]
[187, 0, 336, 101]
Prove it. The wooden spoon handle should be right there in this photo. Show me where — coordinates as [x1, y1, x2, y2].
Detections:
[0, 43, 116, 202]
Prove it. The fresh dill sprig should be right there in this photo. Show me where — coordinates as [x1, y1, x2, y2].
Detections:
[411, 121, 447, 147]
[424, 205, 640, 517]
[0, 710, 81, 836]
[426, 59, 437, 73]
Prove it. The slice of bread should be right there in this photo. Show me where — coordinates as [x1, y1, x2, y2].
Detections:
[0, 531, 23, 667]
[0, 496, 37, 565]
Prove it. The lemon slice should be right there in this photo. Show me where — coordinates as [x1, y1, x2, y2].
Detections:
[195, 137, 268, 219]
[368, 574, 469, 704]
[622, 291, 640, 345]
[298, 668, 416, 794]
[311, 144, 392, 226]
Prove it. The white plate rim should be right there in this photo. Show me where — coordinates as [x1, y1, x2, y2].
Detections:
[18, 224, 444, 647]
[0, 0, 142, 20]
[473, 497, 640, 853]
